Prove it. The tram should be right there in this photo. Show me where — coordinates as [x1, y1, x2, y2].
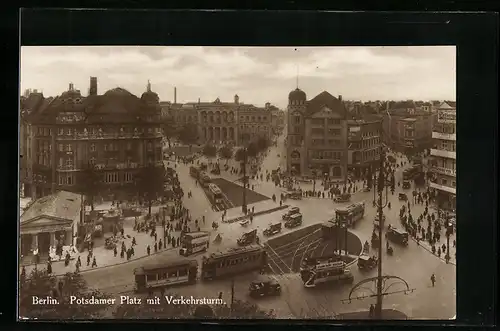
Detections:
[201, 245, 266, 280]
[133, 258, 198, 292]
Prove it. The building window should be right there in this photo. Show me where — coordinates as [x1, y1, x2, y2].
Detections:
[147, 142, 153, 152]
[66, 158, 73, 167]
[105, 172, 119, 183]
[294, 116, 300, 124]
[89, 157, 96, 165]
[104, 144, 108, 151]
[90, 144, 96, 152]
[67, 175, 73, 185]
[452, 181, 456, 187]
[66, 144, 72, 152]
[58, 128, 64, 135]
[328, 129, 340, 136]
[126, 142, 132, 150]
[58, 144, 64, 152]
[67, 128, 72, 135]
[328, 119, 341, 125]
[441, 178, 448, 186]
[125, 172, 133, 183]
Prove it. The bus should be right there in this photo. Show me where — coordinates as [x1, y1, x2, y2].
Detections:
[179, 231, 210, 256]
[133, 258, 198, 292]
[201, 245, 266, 280]
[403, 164, 422, 180]
[300, 260, 353, 288]
[335, 202, 365, 226]
[199, 172, 212, 187]
[207, 183, 224, 205]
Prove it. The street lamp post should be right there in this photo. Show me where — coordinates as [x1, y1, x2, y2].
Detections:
[241, 147, 248, 214]
[373, 149, 389, 318]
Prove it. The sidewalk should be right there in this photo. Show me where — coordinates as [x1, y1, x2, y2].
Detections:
[21, 202, 212, 276]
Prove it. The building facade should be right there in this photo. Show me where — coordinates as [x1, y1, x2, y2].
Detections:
[429, 101, 456, 210]
[160, 94, 274, 146]
[382, 101, 435, 154]
[20, 78, 164, 201]
[347, 117, 383, 178]
[286, 89, 350, 180]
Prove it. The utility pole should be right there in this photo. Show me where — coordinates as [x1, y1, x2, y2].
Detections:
[241, 147, 247, 214]
[230, 278, 235, 316]
[375, 149, 387, 319]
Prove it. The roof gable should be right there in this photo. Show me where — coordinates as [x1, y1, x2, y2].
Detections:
[306, 91, 347, 117]
[20, 191, 81, 225]
[21, 215, 74, 228]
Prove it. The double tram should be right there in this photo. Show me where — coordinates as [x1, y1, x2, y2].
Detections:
[207, 183, 224, 205]
[334, 202, 365, 227]
[133, 258, 198, 292]
[201, 245, 266, 280]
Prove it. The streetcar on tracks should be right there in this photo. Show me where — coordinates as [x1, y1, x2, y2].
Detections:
[133, 258, 198, 292]
[300, 260, 353, 288]
[206, 183, 224, 205]
[334, 202, 365, 227]
[199, 172, 212, 187]
[201, 245, 267, 280]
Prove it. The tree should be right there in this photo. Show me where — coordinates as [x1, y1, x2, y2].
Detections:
[161, 116, 178, 148]
[234, 148, 246, 162]
[218, 145, 233, 164]
[19, 269, 111, 319]
[255, 136, 270, 152]
[177, 123, 199, 145]
[137, 164, 165, 216]
[113, 293, 276, 319]
[79, 163, 102, 211]
[202, 143, 217, 158]
[246, 142, 258, 159]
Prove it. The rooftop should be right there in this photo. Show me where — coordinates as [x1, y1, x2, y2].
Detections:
[20, 191, 82, 224]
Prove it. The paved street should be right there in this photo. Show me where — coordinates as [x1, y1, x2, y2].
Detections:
[74, 134, 455, 319]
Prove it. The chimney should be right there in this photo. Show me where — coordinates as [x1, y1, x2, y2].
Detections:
[89, 77, 97, 96]
[198, 98, 200, 104]
[174, 87, 177, 104]
[234, 94, 239, 105]
[69, 83, 74, 91]
[338, 95, 342, 102]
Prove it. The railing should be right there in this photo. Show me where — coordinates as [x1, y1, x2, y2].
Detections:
[430, 148, 456, 159]
[432, 132, 456, 141]
[431, 166, 456, 177]
[57, 165, 76, 171]
[56, 132, 163, 140]
[429, 181, 456, 195]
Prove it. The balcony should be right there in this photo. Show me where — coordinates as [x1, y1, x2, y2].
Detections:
[57, 165, 77, 171]
[431, 166, 456, 177]
[57, 132, 163, 141]
[429, 181, 456, 195]
[430, 148, 456, 159]
[95, 162, 140, 170]
[432, 131, 456, 141]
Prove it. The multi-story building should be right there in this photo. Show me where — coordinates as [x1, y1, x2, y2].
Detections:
[347, 115, 383, 178]
[160, 93, 274, 146]
[382, 101, 435, 154]
[429, 101, 456, 210]
[20, 78, 164, 200]
[286, 89, 350, 180]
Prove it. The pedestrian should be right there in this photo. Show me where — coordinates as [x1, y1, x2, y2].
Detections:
[87, 254, 91, 266]
[369, 304, 375, 318]
[113, 246, 117, 257]
[430, 273, 436, 287]
[92, 257, 97, 268]
[47, 261, 52, 275]
[453, 239, 456, 248]
[154, 242, 158, 253]
[132, 237, 137, 246]
[159, 239, 163, 250]
[130, 246, 134, 256]
[120, 248, 125, 258]
[147, 245, 151, 255]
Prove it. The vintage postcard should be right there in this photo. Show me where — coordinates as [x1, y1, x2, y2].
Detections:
[18, 46, 456, 320]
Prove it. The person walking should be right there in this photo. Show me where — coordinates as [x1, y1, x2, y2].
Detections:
[430, 273, 436, 287]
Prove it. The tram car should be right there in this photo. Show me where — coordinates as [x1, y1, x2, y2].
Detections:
[300, 260, 353, 288]
[201, 245, 266, 280]
[133, 258, 198, 292]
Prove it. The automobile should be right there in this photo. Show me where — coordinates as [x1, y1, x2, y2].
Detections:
[263, 222, 282, 237]
[285, 213, 303, 228]
[387, 227, 409, 246]
[402, 181, 411, 189]
[334, 193, 351, 203]
[249, 277, 281, 298]
[282, 207, 300, 220]
[398, 193, 408, 201]
[286, 191, 302, 200]
[357, 255, 378, 270]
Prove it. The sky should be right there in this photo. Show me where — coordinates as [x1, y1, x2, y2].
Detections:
[20, 46, 456, 108]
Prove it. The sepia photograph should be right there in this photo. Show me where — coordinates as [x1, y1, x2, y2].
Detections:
[18, 46, 456, 320]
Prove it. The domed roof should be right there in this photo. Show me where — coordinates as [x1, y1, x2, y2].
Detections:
[104, 87, 133, 97]
[141, 90, 159, 104]
[289, 88, 306, 101]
